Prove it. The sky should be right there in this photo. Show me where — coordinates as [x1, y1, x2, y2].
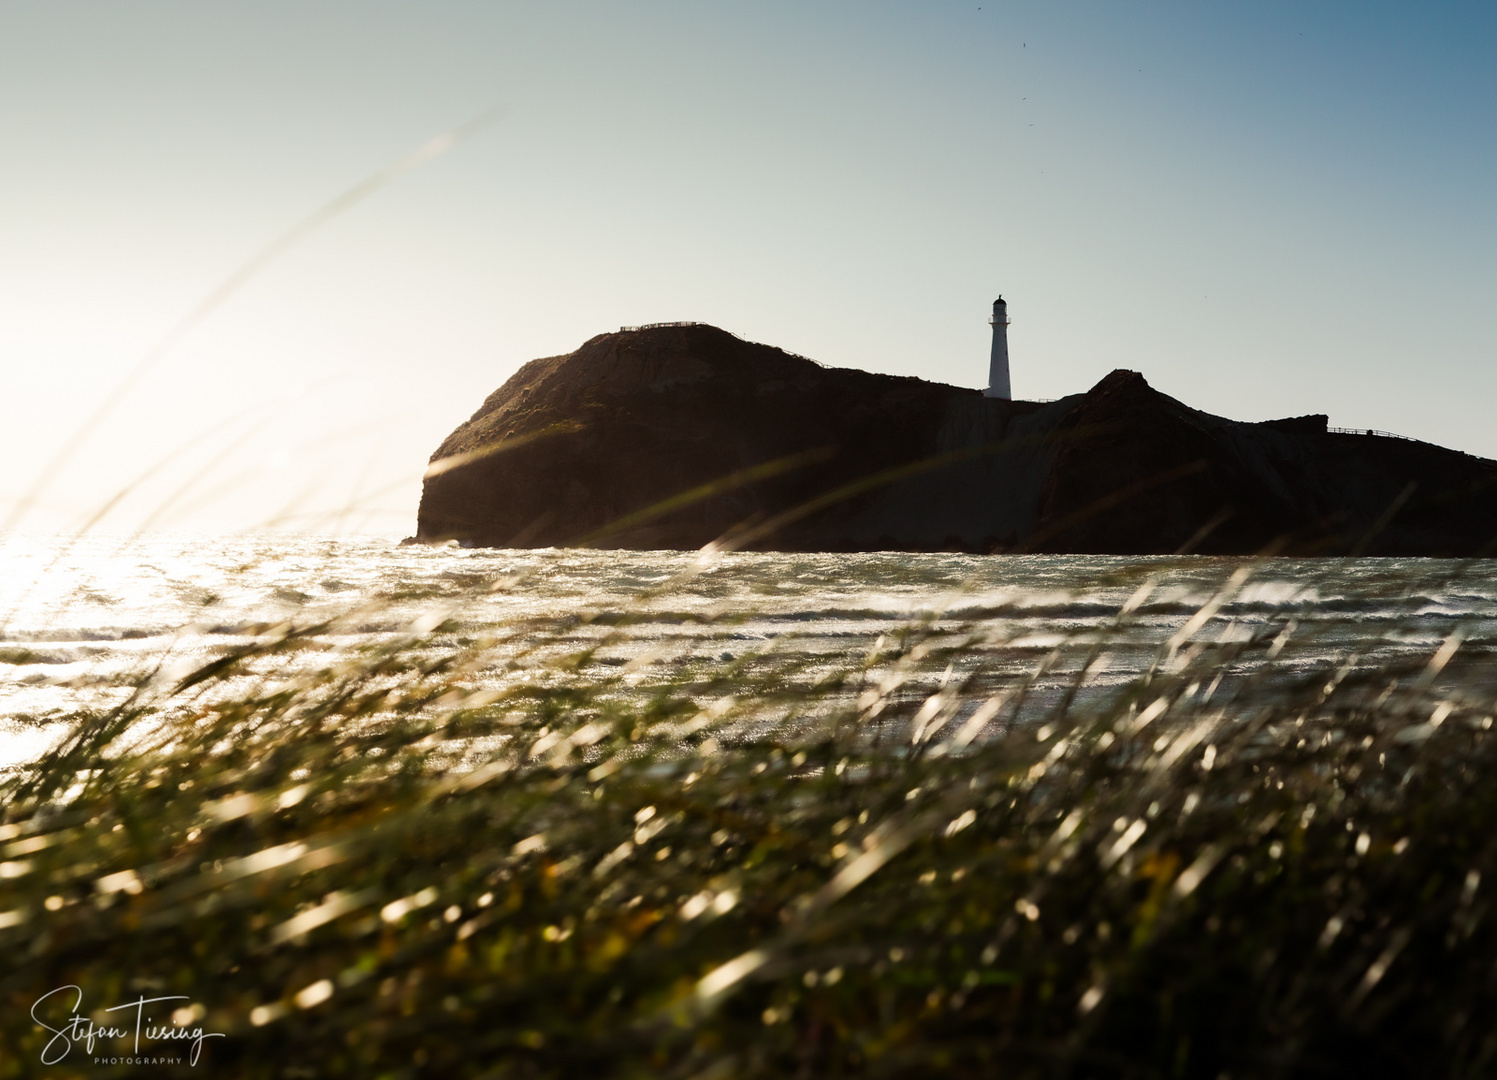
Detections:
[2, 1, 1494, 536]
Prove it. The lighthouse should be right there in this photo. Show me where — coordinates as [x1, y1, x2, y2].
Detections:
[984, 296, 1011, 400]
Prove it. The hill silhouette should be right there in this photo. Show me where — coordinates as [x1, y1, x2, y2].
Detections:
[415, 324, 1497, 555]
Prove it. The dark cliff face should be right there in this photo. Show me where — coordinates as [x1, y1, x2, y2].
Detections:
[416, 324, 999, 550]
[416, 324, 1497, 555]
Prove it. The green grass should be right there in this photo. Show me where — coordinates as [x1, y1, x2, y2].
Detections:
[2, 559, 1496, 1078]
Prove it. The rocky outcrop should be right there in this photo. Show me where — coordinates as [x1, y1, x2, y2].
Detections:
[415, 324, 1497, 555]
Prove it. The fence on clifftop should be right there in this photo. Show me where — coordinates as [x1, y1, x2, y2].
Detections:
[1329, 426, 1420, 442]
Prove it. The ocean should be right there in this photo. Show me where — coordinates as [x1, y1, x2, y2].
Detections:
[4, 535, 1495, 770]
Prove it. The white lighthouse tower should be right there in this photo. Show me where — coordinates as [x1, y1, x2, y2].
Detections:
[984, 296, 1011, 399]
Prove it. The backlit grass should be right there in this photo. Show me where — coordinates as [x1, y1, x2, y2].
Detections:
[2, 558, 1495, 1078]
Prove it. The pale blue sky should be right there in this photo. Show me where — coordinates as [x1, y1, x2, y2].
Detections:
[2, 2, 1493, 534]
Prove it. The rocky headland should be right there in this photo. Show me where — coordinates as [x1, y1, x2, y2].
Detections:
[415, 323, 1497, 555]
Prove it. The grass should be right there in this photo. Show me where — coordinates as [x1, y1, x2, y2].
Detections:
[1, 554, 1496, 1078]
